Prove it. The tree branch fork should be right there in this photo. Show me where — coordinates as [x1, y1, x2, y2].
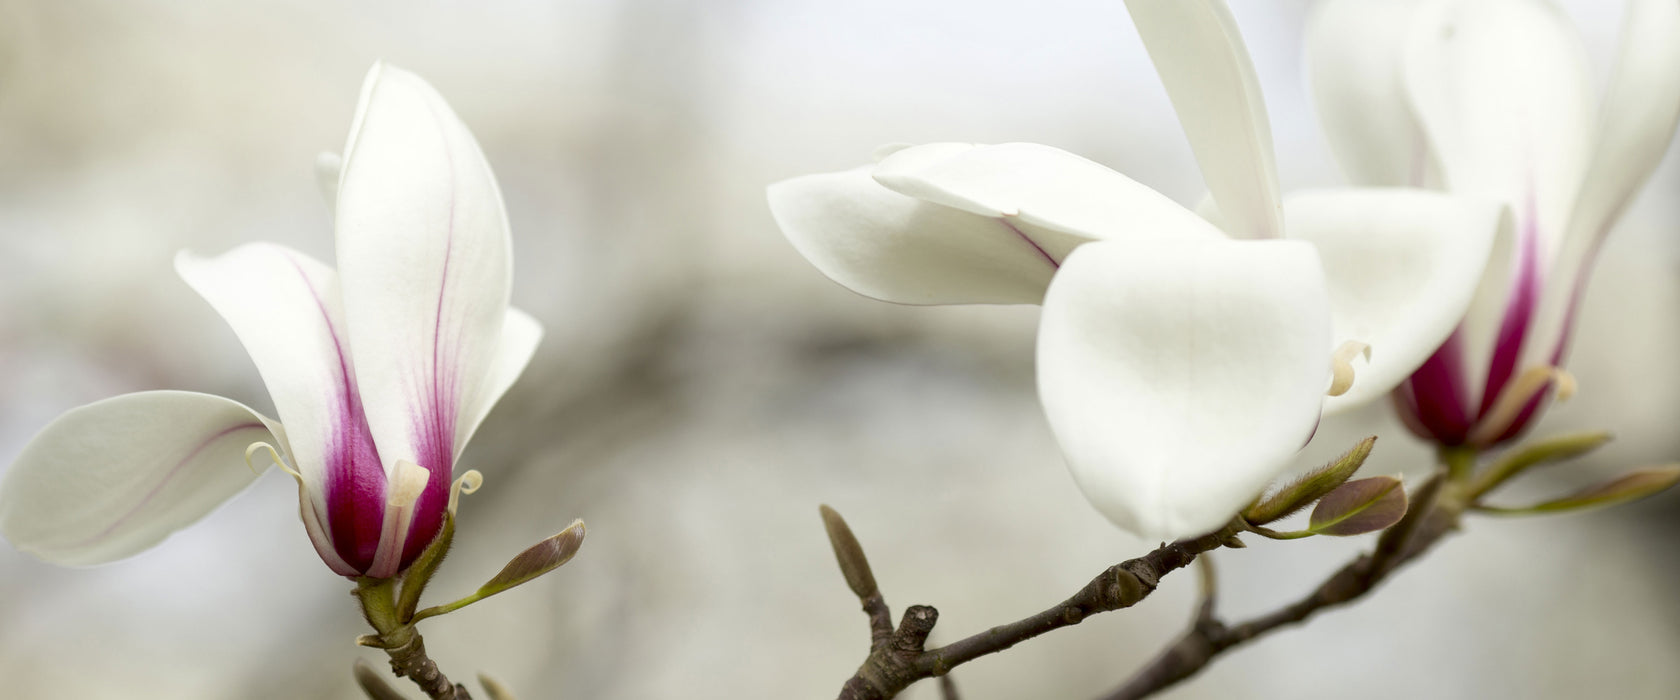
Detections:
[821, 444, 1486, 700]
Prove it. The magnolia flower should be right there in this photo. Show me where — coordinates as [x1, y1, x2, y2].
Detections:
[1308, 0, 1680, 447]
[769, 0, 1505, 540]
[0, 64, 541, 579]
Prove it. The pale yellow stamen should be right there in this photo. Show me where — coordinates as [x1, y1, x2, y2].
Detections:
[1328, 341, 1373, 397]
[448, 469, 484, 516]
[387, 460, 430, 508]
[1468, 365, 1577, 446]
[366, 460, 433, 578]
[245, 441, 303, 482]
[248, 441, 343, 571]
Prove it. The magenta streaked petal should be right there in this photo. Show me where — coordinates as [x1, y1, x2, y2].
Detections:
[335, 65, 512, 564]
[296, 478, 360, 578]
[1476, 205, 1544, 417]
[323, 407, 386, 573]
[1389, 385, 1435, 443]
[397, 490, 450, 570]
[1523, 0, 1680, 374]
[1541, 230, 1611, 369]
[1402, 329, 1473, 445]
[176, 244, 390, 576]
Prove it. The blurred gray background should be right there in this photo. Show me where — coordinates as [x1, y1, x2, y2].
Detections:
[1, 0, 1676, 698]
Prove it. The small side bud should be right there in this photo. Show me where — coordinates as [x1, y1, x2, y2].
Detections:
[355, 634, 390, 648]
[1245, 437, 1378, 525]
[819, 504, 880, 600]
[407, 519, 587, 624]
[478, 672, 519, 700]
[1113, 567, 1147, 607]
[1309, 476, 1408, 536]
[1477, 466, 1680, 515]
[478, 520, 587, 599]
[352, 658, 406, 700]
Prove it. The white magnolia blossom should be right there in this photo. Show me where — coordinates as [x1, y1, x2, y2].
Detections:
[769, 0, 1505, 540]
[1308, 0, 1680, 446]
[0, 64, 541, 577]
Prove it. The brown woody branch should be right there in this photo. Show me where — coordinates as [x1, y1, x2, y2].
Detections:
[822, 505, 1244, 700]
[381, 633, 474, 700]
[1100, 469, 1462, 700]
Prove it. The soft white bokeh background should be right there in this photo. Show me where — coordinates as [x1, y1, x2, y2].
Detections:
[1, 1, 1676, 698]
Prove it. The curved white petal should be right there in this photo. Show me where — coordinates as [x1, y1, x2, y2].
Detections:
[456, 307, 544, 453]
[315, 151, 343, 213]
[1305, 0, 1441, 187]
[1124, 0, 1283, 239]
[1403, 0, 1594, 258]
[1563, 0, 1680, 249]
[335, 63, 512, 483]
[870, 143, 915, 162]
[1284, 189, 1506, 412]
[176, 243, 376, 510]
[873, 142, 1221, 245]
[1038, 238, 1332, 541]
[1454, 201, 1524, 410]
[0, 391, 281, 566]
[1529, 0, 1680, 368]
[767, 167, 1060, 305]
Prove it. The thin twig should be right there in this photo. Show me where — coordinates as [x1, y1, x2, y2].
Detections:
[1099, 468, 1464, 700]
[821, 506, 1241, 700]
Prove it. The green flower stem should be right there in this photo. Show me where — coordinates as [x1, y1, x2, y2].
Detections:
[1466, 431, 1614, 499]
[353, 577, 473, 700]
[410, 591, 490, 625]
[1244, 523, 1316, 540]
[1442, 445, 1478, 483]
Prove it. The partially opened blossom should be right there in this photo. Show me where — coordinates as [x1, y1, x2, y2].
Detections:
[769, 0, 1504, 540]
[1308, 0, 1680, 447]
[0, 64, 542, 579]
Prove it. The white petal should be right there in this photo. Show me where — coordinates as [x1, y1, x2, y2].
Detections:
[176, 243, 369, 506]
[1305, 0, 1441, 187]
[335, 63, 512, 478]
[0, 391, 281, 566]
[1123, 0, 1283, 239]
[456, 307, 544, 453]
[315, 151, 343, 212]
[1038, 238, 1332, 541]
[870, 143, 915, 162]
[767, 167, 1060, 305]
[1563, 0, 1680, 248]
[1530, 0, 1680, 368]
[872, 142, 1221, 245]
[1284, 189, 1506, 412]
[1403, 0, 1594, 259]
